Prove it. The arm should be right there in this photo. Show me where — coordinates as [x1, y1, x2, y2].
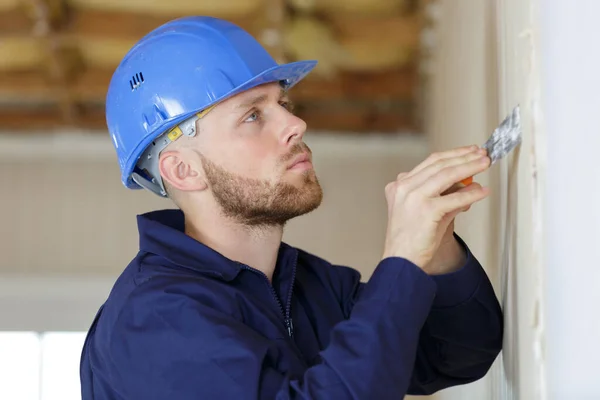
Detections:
[105, 258, 438, 400]
[331, 235, 503, 396]
[409, 234, 503, 394]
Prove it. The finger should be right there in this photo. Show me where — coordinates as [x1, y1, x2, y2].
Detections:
[433, 185, 490, 214]
[449, 182, 482, 210]
[418, 155, 490, 197]
[455, 182, 483, 193]
[403, 151, 488, 192]
[441, 180, 481, 196]
[406, 145, 480, 178]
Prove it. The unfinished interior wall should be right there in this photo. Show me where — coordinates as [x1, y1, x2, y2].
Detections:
[422, 0, 545, 399]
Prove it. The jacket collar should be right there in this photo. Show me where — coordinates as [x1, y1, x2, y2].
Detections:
[136, 209, 297, 282]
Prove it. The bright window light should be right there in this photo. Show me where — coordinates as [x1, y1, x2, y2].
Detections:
[40, 332, 87, 400]
[0, 332, 41, 400]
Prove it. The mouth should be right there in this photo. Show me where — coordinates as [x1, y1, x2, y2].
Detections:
[287, 152, 313, 171]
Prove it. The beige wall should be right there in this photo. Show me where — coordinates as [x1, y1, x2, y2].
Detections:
[0, 132, 428, 278]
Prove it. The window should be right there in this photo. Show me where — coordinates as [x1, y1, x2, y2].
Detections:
[0, 331, 87, 400]
[0, 332, 40, 400]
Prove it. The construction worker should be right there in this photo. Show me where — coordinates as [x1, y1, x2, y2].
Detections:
[80, 16, 503, 399]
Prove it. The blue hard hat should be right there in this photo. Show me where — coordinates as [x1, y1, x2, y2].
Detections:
[106, 16, 317, 197]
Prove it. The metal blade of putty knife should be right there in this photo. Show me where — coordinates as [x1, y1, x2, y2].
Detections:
[482, 105, 522, 164]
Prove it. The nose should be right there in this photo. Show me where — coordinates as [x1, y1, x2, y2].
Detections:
[280, 112, 307, 146]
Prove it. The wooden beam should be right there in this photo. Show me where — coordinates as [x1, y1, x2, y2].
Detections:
[44, 0, 68, 29]
[327, 14, 422, 48]
[0, 101, 414, 133]
[292, 67, 418, 101]
[0, 38, 46, 71]
[0, 107, 67, 130]
[71, 68, 111, 102]
[63, 8, 266, 40]
[20, 0, 83, 124]
[0, 70, 53, 99]
[0, 67, 419, 132]
[0, 66, 417, 105]
[77, 103, 107, 128]
[0, 8, 33, 34]
[0, 68, 113, 102]
[66, 0, 264, 18]
[296, 102, 415, 132]
[0, 104, 106, 130]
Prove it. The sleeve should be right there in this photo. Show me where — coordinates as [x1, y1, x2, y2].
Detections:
[330, 234, 504, 396]
[107, 259, 438, 400]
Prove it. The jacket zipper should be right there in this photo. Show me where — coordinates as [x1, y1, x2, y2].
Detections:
[240, 264, 295, 338]
[284, 257, 297, 337]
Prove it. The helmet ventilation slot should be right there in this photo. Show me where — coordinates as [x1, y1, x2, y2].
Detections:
[130, 72, 145, 91]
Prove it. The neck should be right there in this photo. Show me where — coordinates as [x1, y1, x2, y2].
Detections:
[183, 206, 284, 281]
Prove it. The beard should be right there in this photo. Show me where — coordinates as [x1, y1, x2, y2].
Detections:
[200, 143, 323, 227]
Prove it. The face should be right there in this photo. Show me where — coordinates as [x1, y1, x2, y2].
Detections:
[169, 82, 323, 227]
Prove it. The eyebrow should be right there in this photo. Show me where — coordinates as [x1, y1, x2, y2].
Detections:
[235, 89, 288, 111]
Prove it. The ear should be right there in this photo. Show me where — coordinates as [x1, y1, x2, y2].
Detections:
[158, 149, 208, 193]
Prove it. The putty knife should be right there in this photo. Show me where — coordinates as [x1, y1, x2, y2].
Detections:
[461, 105, 522, 185]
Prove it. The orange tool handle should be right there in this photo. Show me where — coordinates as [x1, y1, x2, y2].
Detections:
[460, 177, 474, 186]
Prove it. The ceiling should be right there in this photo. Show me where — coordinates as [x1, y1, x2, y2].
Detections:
[0, 0, 426, 133]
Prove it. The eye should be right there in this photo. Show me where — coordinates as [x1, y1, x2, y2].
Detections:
[244, 110, 260, 123]
[280, 100, 294, 112]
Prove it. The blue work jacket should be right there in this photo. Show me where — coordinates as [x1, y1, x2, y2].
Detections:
[80, 209, 503, 399]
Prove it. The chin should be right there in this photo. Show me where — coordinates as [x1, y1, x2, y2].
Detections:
[295, 177, 324, 213]
[285, 168, 317, 185]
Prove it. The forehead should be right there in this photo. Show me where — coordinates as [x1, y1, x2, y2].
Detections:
[195, 82, 287, 138]
[219, 82, 287, 109]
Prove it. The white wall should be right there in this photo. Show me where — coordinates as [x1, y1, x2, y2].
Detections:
[540, 1, 600, 399]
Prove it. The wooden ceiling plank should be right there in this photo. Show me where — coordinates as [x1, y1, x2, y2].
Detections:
[292, 67, 417, 101]
[66, 0, 265, 18]
[0, 104, 108, 130]
[0, 0, 22, 11]
[0, 70, 54, 98]
[327, 13, 422, 48]
[0, 37, 46, 71]
[22, 0, 82, 124]
[63, 8, 266, 40]
[296, 104, 414, 132]
[0, 66, 417, 114]
[0, 65, 416, 100]
[76, 67, 416, 102]
[0, 107, 66, 130]
[0, 3, 424, 134]
[0, 8, 33, 34]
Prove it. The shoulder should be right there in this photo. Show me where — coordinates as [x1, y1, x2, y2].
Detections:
[96, 253, 242, 341]
[134, 256, 242, 317]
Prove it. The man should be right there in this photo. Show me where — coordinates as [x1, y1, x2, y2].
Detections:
[80, 16, 503, 399]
